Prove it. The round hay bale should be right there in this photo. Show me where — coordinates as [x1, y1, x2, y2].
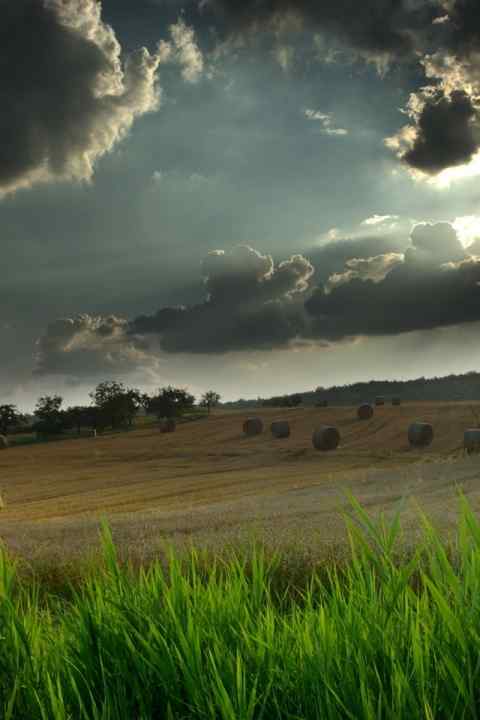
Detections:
[357, 404, 374, 421]
[160, 418, 176, 434]
[392, 397, 401, 406]
[271, 420, 290, 439]
[243, 417, 263, 436]
[375, 396, 385, 406]
[464, 428, 480, 454]
[408, 422, 433, 448]
[312, 426, 340, 451]
[0, 435, 8, 450]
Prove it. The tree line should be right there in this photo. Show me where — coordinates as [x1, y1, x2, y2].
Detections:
[0, 384, 221, 437]
[222, 371, 480, 409]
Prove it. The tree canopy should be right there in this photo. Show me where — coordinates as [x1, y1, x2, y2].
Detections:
[147, 386, 195, 419]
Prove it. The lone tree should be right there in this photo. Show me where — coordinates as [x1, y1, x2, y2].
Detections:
[147, 386, 195, 420]
[0, 404, 24, 435]
[200, 391, 221, 415]
[34, 395, 64, 434]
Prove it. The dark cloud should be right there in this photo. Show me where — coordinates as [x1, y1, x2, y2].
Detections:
[384, 1, 480, 176]
[443, 0, 480, 57]
[131, 246, 314, 352]
[133, 301, 308, 353]
[0, 0, 163, 196]
[33, 225, 480, 377]
[34, 247, 315, 377]
[204, 0, 440, 63]
[407, 221, 465, 263]
[400, 89, 479, 174]
[306, 222, 480, 338]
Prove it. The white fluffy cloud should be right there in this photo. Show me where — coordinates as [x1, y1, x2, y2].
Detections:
[325, 253, 403, 292]
[158, 19, 204, 84]
[361, 214, 400, 227]
[304, 109, 348, 136]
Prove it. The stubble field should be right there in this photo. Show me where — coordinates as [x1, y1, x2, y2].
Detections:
[1, 403, 480, 561]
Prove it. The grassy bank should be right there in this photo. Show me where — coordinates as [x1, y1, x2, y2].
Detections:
[2, 498, 480, 718]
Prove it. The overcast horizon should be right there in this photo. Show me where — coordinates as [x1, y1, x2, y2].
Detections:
[3, 0, 480, 411]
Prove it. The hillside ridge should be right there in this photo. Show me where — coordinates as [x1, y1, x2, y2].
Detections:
[224, 371, 480, 408]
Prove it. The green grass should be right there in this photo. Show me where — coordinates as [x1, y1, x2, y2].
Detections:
[3, 498, 480, 718]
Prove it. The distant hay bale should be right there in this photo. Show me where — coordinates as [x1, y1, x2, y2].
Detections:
[0, 435, 8, 450]
[408, 422, 433, 448]
[464, 429, 480, 454]
[357, 404, 374, 421]
[312, 426, 340, 451]
[160, 418, 176, 434]
[271, 420, 290, 439]
[243, 417, 263, 436]
[375, 396, 385, 406]
[392, 397, 401, 406]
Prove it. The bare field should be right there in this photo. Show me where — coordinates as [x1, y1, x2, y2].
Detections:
[1, 403, 480, 560]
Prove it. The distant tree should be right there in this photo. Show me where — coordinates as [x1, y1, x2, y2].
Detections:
[64, 406, 84, 435]
[123, 389, 143, 427]
[262, 393, 303, 408]
[200, 391, 221, 415]
[90, 381, 142, 429]
[64, 405, 98, 435]
[34, 395, 64, 434]
[90, 381, 124, 410]
[147, 386, 195, 419]
[0, 404, 24, 435]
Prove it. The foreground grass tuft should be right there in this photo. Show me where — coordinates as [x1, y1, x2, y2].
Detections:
[2, 499, 480, 718]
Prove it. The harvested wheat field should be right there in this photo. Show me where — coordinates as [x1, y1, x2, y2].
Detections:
[1, 403, 480, 561]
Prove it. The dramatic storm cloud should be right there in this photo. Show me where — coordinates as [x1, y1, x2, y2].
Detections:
[35, 225, 480, 380]
[386, 54, 480, 177]
[131, 246, 315, 353]
[386, 5, 480, 177]
[390, 89, 479, 174]
[0, 0, 164, 196]
[7, 0, 480, 406]
[33, 247, 314, 377]
[306, 222, 480, 338]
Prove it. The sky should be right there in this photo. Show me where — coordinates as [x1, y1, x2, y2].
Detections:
[3, 0, 480, 409]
